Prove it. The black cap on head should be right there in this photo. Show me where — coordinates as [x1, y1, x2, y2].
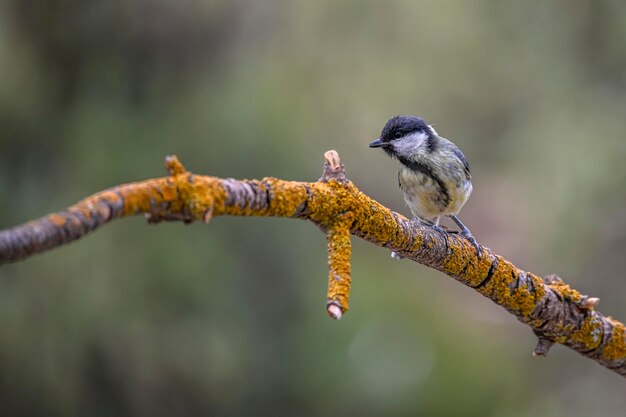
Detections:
[380, 115, 431, 143]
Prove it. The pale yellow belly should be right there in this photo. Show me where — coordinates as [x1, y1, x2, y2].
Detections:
[399, 167, 472, 220]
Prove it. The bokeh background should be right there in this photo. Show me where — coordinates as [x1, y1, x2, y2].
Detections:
[1, 0, 626, 416]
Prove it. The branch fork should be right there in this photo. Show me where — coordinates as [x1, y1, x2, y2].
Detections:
[1, 150, 625, 377]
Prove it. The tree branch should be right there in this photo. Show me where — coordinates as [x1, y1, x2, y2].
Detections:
[0, 151, 624, 377]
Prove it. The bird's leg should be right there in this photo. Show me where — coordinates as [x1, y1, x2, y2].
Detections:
[411, 216, 439, 228]
[418, 216, 448, 234]
[448, 215, 482, 256]
[429, 216, 448, 234]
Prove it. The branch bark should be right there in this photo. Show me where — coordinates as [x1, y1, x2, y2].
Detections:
[0, 151, 624, 377]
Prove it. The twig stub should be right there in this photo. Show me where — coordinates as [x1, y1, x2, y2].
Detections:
[2, 153, 626, 377]
[321, 150, 347, 183]
[327, 301, 343, 320]
[579, 296, 600, 311]
[533, 337, 555, 357]
[165, 155, 187, 176]
[325, 213, 353, 318]
[543, 274, 563, 285]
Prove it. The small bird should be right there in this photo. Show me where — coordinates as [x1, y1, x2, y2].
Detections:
[369, 115, 481, 256]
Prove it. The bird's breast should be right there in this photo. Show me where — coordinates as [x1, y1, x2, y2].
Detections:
[398, 167, 447, 219]
[398, 166, 472, 218]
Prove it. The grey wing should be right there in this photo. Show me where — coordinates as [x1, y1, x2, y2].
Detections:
[453, 148, 471, 180]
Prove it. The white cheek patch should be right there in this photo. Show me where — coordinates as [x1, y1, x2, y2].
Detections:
[392, 131, 429, 155]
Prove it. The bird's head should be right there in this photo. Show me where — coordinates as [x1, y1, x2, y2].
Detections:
[368, 115, 438, 158]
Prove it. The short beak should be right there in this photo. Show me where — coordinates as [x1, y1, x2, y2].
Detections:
[368, 138, 385, 148]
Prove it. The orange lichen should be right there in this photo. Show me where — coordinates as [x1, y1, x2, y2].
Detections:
[48, 213, 68, 227]
[326, 213, 354, 315]
[165, 155, 186, 176]
[441, 243, 473, 275]
[547, 281, 583, 304]
[2, 151, 625, 377]
[568, 315, 603, 351]
[603, 322, 626, 361]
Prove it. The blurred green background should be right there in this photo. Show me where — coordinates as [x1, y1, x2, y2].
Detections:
[1, 0, 626, 415]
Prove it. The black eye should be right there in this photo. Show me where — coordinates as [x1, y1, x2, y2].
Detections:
[393, 131, 402, 139]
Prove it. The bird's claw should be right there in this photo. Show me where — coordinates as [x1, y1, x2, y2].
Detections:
[462, 231, 482, 257]
[430, 224, 447, 234]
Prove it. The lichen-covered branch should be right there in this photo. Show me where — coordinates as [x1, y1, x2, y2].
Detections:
[0, 151, 624, 377]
